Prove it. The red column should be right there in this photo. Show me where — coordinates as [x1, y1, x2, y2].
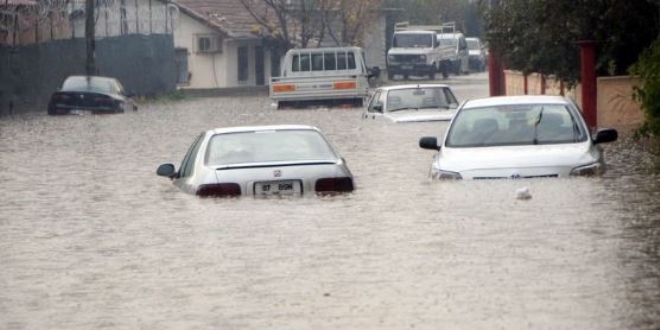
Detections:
[488, 47, 505, 96]
[579, 41, 598, 130]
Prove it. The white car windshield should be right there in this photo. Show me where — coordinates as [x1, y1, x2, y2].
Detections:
[386, 87, 458, 112]
[206, 130, 338, 166]
[445, 104, 588, 147]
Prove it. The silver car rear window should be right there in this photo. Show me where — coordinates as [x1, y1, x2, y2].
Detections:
[206, 129, 338, 166]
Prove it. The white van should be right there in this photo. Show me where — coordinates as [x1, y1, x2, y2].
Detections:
[437, 32, 469, 75]
[269, 46, 378, 109]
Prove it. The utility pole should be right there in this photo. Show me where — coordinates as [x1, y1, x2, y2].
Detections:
[85, 0, 96, 75]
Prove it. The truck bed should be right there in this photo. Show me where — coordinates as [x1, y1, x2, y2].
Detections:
[270, 75, 369, 109]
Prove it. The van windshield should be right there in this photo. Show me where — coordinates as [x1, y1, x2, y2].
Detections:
[393, 34, 433, 48]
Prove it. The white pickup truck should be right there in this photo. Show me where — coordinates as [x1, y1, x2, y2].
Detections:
[386, 22, 457, 80]
[269, 46, 378, 109]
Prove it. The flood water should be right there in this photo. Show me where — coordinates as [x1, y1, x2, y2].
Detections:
[1, 73, 659, 330]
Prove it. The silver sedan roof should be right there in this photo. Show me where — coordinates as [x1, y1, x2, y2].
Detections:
[462, 95, 571, 108]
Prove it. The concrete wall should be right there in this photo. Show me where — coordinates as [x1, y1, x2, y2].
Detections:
[504, 70, 644, 134]
[0, 34, 177, 116]
[362, 15, 387, 71]
[597, 76, 645, 133]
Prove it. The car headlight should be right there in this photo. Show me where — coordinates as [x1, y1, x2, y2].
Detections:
[431, 169, 462, 180]
[419, 55, 427, 61]
[387, 55, 396, 62]
[570, 162, 604, 177]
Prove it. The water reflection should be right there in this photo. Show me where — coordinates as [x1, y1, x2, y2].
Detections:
[0, 89, 659, 329]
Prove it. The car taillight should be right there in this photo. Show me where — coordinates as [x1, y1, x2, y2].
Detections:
[196, 183, 242, 197]
[315, 177, 354, 193]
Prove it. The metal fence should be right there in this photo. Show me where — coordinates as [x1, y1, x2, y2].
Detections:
[0, 33, 177, 116]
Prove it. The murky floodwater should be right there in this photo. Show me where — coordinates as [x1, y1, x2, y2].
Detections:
[1, 73, 659, 330]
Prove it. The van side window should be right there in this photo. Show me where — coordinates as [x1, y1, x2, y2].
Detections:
[324, 52, 337, 70]
[336, 51, 357, 70]
[312, 53, 324, 71]
[292, 54, 300, 72]
[337, 52, 347, 70]
[292, 53, 311, 72]
[347, 52, 356, 69]
[300, 53, 311, 71]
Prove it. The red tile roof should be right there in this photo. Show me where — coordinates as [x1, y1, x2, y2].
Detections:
[173, 0, 276, 39]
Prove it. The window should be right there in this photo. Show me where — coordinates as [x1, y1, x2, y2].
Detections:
[238, 46, 248, 82]
[312, 53, 324, 71]
[324, 52, 337, 70]
[179, 133, 205, 178]
[292, 53, 312, 72]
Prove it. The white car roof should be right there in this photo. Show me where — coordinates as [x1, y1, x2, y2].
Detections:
[209, 125, 320, 135]
[462, 95, 571, 108]
[377, 84, 451, 91]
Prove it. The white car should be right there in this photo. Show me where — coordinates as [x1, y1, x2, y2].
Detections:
[157, 125, 354, 197]
[419, 95, 618, 179]
[362, 84, 459, 123]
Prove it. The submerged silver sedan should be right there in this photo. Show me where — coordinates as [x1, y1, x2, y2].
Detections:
[362, 84, 459, 123]
[419, 95, 618, 179]
[157, 125, 354, 197]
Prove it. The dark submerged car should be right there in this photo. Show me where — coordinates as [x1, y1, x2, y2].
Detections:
[47, 75, 138, 115]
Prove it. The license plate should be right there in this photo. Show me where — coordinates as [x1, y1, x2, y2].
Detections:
[402, 65, 413, 70]
[70, 109, 91, 115]
[255, 180, 302, 196]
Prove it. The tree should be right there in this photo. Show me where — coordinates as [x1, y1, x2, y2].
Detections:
[481, 0, 659, 86]
[382, 0, 482, 37]
[239, 0, 380, 49]
[630, 39, 660, 142]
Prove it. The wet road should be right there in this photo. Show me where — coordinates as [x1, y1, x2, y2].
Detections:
[1, 72, 659, 330]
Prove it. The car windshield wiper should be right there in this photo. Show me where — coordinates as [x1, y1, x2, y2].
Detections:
[532, 106, 544, 144]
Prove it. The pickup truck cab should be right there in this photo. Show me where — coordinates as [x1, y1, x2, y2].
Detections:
[269, 46, 374, 109]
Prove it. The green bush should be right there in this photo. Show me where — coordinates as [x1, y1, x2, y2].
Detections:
[629, 38, 660, 140]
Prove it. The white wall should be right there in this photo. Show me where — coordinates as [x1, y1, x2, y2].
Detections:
[173, 14, 228, 88]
